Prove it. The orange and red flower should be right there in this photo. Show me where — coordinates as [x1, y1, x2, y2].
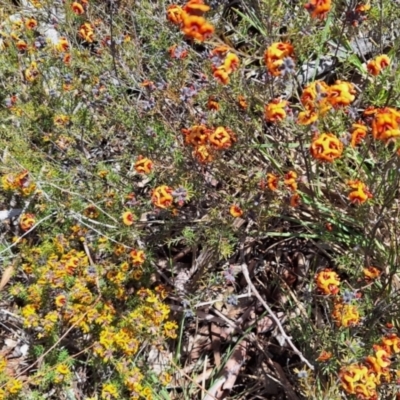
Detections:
[134, 156, 153, 174]
[181, 14, 214, 42]
[182, 125, 210, 146]
[207, 96, 220, 111]
[347, 180, 373, 204]
[151, 185, 173, 209]
[130, 249, 146, 265]
[367, 55, 390, 76]
[56, 37, 69, 52]
[304, 0, 332, 19]
[122, 211, 135, 226]
[237, 95, 247, 110]
[209, 127, 236, 149]
[367, 107, 400, 142]
[297, 107, 318, 125]
[315, 268, 340, 295]
[20, 213, 35, 231]
[284, 171, 298, 192]
[78, 23, 94, 43]
[213, 66, 230, 85]
[264, 99, 289, 122]
[266, 173, 279, 191]
[310, 133, 343, 162]
[24, 17, 37, 30]
[16, 39, 28, 52]
[183, 0, 210, 16]
[363, 266, 381, 281]
[193, 144, 213, 163]
[326, 80, 356, 108]
[290, 193, 300, 207]
[316, 350, 332, 362]
[230, 205, 243, 218]
[71, 1, 85, 15]
[350, 122, 368, 147]
[223, 53, 240, 73]
[264, 42, 294, 77]
[167, 4, 184, 25]
[25, 61, 39, 82]
[332, 301, 361, 327]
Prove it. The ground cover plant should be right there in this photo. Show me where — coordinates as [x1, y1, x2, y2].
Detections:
[1, 0, 400, 399]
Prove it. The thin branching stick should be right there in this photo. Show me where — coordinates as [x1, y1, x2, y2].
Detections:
[241, 262, 314, 371]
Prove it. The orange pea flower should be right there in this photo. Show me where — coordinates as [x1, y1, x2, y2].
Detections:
[25, 61, 39, 82]
[130, 249, 146, 265]
[350, 122, 368, 147]
[374, 346, 391, 368]
[298, 81, 333, 120]
[223, 53, 240, 73]
[315, 268, 340, 295]
[316, 351, 332, 362]
[339, 364, 366, 394]
[25, 17, 37, 30]
[63, 53, 72, 65]
[264, 42, 294, 76]
[84, 206, 100, 219]
[284, 171, 298, 192]
[266, 173, 279, 191]
[56, 37, 69, 52]
[213, 66, 230, 84]
[122, 211, 135, 226]
[16, 39, 28, 51]
[20, 213, 35, 231]
[304, 0, 331, 19]
[78, 23, 94, 43]
[297, 107, 318, 125]
[230, 205, 243, 218]
[211, 45, 230, 57]
[193, 144, 213, 163]
[369, 107, 400, 142]
[182, 125, 210, 146]
[183, 0, 210, 16]
[367, 54, 390, 76]
[332, 301, 360, 327]
[290, 193, 300, 207]
[382, 334, 400, 354]
[300, 81, 329, 107]
[134, 156, 153, 174]
[326, 80, 356, 108]
[54, 115, 70, 127]
[71, 2, 85, 15]
[209, 127, 236, 149]
[207, 96, 220, 111]
[167, 5, 184, 25]
[347, 180, 373, 204]
[264, 99, 289, 122]
[237, 95, 247, 110]
[339, 364, 377, 397]
[55, 294, 67, 308]
[310, 133, 343, 162]
[363, 266, 381, 281]
[181, 14, 214, 42]
[151, 185, 173, 208]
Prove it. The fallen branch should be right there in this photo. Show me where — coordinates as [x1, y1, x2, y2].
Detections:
[241, 263, 314, 371]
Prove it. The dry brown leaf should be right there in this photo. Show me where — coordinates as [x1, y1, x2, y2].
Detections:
[0, 265, 14, 291]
